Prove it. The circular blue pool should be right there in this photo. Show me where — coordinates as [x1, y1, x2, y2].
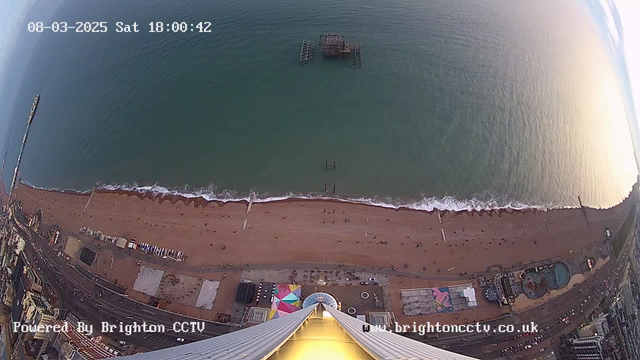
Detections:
[554, 263, 570, 288]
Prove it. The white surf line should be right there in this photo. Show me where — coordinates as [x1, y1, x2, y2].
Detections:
[243, 192, 256, 230]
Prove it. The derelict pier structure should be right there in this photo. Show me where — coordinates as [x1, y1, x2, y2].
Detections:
[319, 34, 362, 69]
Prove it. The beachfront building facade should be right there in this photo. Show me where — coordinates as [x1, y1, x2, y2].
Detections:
[569, 336, 605, 360]
[123, 303, 475, 359]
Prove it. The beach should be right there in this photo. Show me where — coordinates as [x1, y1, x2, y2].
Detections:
[12, 183, 635, 275]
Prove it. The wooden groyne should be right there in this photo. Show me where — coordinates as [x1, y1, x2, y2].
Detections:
[299, 40, 314, 64]
[10, 95, 40, 192]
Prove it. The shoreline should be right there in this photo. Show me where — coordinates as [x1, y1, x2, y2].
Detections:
[17, 180, 638, 214]
[11, 180, 636, 276]
[10, 180, 635, 329]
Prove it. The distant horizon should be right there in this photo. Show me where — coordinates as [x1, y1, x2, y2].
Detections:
[591, 0, 640, 170]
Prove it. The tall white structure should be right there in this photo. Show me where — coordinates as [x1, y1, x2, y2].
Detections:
[123, 304, 476, 359]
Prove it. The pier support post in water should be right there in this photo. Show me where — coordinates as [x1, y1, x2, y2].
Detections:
[334, 160, 336, 170]
[324, 184, 327, 193]
[325, 159, 328, 170]
[333, 184, 336, 194]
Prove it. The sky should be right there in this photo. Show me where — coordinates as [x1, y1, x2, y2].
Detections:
[0, 0, 61, 156]
[0, 1, 27, 77]
[0, 0, 38, 155]
[0, 0, 36, 94]
[614, 0, 639, 113]
[611, 0, 640, 164]
[591, 0, 640, 167]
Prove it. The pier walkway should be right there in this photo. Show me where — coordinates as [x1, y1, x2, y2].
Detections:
[10, 95, 40, 192]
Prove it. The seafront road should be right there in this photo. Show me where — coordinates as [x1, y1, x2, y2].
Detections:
[14, 218, 235, 352]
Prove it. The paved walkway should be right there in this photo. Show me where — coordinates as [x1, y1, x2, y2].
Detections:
[77, 230, 573, 282]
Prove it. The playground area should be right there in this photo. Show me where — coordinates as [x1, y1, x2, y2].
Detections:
[132, 266, 220, 309]
[94, 249, 114, 274]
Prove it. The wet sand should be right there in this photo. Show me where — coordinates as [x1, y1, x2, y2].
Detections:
[13, 183, 636, 276]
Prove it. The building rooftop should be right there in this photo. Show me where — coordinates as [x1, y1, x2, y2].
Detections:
[51, 320, 114, 359]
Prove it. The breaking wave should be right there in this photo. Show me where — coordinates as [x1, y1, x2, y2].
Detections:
[20, 181, 568, 211]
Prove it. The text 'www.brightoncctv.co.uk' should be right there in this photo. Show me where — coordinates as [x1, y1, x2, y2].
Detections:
[362, 322, 539, 336]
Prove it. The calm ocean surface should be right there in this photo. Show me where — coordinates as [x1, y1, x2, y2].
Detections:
[0, 0, 637, 209]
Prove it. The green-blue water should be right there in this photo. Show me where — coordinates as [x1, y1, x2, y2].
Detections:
[1, 0, 637, 209]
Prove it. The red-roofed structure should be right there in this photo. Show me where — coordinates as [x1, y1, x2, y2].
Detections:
[49, 320, 116, 359]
